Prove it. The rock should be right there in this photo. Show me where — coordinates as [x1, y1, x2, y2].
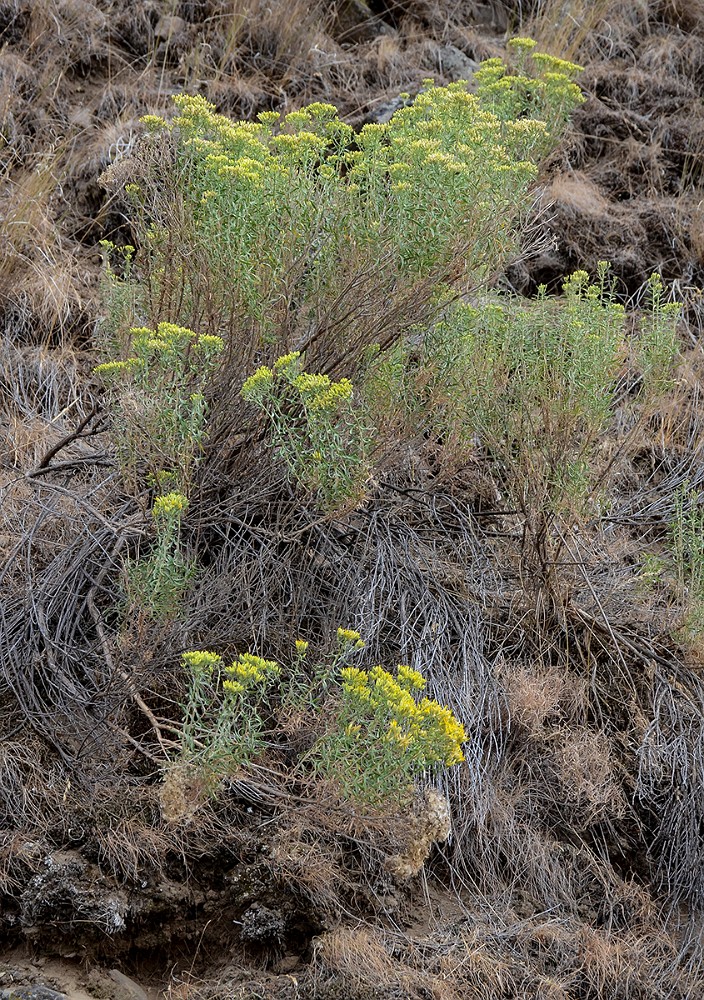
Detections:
[154, 15, 187, 42]
[334, 0, 392, 43]
[153, 14, 190, 65]
[272, 955, 300, 974]
[20, 854, 128, 941]
[239, 902, 286, 944]
[0, 988, 68, 1000]
[432, 44, 479, 83]
[368, 94, 410, 125]
[108, 970, 150, 1000]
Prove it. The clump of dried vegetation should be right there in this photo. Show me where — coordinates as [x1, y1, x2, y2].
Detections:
[3, 1, 704, 998]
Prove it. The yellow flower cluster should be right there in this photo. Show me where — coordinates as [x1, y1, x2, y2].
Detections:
[507, 36, 537, 53]
[396, 664, 426, 691]
[309, 379, 354, 412]
[241, 366, 275, 400]
[295, 639, 309, 655]
[257, 110, 280, 127]
[273, 132, 327, 157]
[291, 372, 354, 411]
[195, 333, 225, 353]
[273, 351, 302, 371]
[292, 372, 331, 395]
[531, 52, 583, 78]
[152, 492, 189, 519]
[337, 628, 365, 649]
[222, 652, 280, 696]
[340, 663, 467, 769]
[94, 360, 131, 379]
[130, 322, 218, 357]
[141, 114, 167, 131]
[181, 650, 222, 674]
[241, 356, 354, 415]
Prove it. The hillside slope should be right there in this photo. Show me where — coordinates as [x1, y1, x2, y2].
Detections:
[2, 2, 704, 998]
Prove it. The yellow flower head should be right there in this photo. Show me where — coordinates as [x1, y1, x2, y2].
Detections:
[195, 333, 225, 354]
[226, 652, 280, 688]
[273, 351, 302, 372]
[337, 628, 364, 648]
[241, 366, 274, 399]
[152, 492, 189, 520]
[396, 664, 426, 692]
[181, 650, 222, 673]
[94, 360, 130, 379]
[223, 679, 246, 696]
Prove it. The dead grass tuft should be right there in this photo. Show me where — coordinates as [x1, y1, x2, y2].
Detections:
[312, 926, 397, 986]
[554, 728, 625, 822]
[503, 661, 585, 735]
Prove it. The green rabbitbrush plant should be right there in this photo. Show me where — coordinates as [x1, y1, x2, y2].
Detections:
[94, 321, 224, 620]
[367, 262, 681, 524]
[126, 43, 583, 347]
[167, 628, 467, 811]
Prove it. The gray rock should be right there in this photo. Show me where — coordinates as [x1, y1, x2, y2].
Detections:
[0, 988, 68, 1000]
[154, 15, 187, 42]
[20, 854, 127, 937]
[335, 0, 393, 43]
[239, 902, 286, 944]
[108, 970, 150, 1000]
[432, 44, 480, 83]
[368, 95, 411, 125]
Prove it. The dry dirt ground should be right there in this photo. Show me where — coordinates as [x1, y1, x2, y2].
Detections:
[2, 1, 704, 998]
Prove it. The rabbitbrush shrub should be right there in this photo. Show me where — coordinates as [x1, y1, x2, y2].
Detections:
[94, 322, 224, 620]
[97, 41, 605, 810]
[170, 628, 467, 809]
[366, 262, 681, 523]
[128, 43, 583, 344]
[94, 320, 224, 493]
[98, 42, 585, 510]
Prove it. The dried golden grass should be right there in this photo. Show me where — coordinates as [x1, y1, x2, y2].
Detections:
[0, 157, 83, 340]
[522, 0, 614, 59]
[553, 727, 625, 822]
[503, 661, 586, 736]
[311, 925, 460, 1000]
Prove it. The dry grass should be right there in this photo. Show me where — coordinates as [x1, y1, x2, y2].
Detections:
[521, 0, 615, 58]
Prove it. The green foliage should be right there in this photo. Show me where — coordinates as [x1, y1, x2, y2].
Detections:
[98, 40, 587, 524]
[178, 649, 281, 768]
[172, 629, 466, 809]
[476, 38, 585, 153]
[94, 321, 224, 492]
[637, 272, 681, 396]
[125, 492, 195, 621]
[313, 662, 466, 807]
[637, 552, 668, 596]
[241, 351, 368, 509]
[366, 263, 681, 519]
[122, 49, 584, 349]
[95, 323, 222, 621]
[672, 487, 704, 644]
[98, 240, 142, 338]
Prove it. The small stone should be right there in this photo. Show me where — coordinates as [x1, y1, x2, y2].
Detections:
[154, 15, 187, 41]
[239, 902, 286, 944]
[334, 0, 392, 43]
[432, 45, 479, 83]
[108, 970, 149, 1000]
